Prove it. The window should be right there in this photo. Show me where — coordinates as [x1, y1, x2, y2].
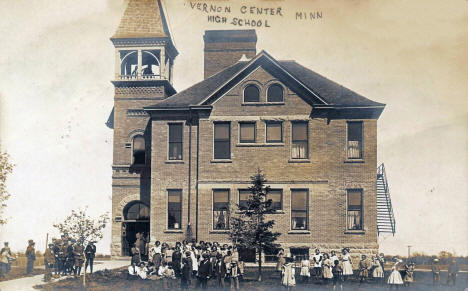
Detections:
[142, 50, 160, 77]
[132, 135, 145, 165]
[168, 190, 182, 229]
[264, 247, 280, 262]
[168, 123, 183, 160]
[291, 122, 308, 159]
[213, 189, 230, 230]
[267, 189, 283, 211]
[238, 189, 251, 210]
[243, 85, 260, 102]
[214, 123, 230, 159]
[120, 50, 138, 77]
[124, 202, 149, 221]
[347, 121, 363, 159]
[291, 189, 308, 230]
[267, 84, 284, 102]
[266, 121, 283, 143]
[239, 122, 256, 143]
[347, 189, 363, 230]
[290, 248, 309, 262]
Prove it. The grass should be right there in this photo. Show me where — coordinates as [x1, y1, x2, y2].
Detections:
[33, 266, 468, 291]
[0, 266, 45, 282]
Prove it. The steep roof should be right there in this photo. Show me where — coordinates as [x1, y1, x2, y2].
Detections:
[146, 51, 385, 109]
[112, 0, 171, 39]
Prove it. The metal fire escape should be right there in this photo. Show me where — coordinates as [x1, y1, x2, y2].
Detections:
[377, 163, 396, 236]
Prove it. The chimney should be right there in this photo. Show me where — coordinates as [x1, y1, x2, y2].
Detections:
[203, 30, 257, 79]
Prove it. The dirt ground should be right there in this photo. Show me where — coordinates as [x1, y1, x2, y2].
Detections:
[0, 266, 45, 282]
[34, 267, 468, 291]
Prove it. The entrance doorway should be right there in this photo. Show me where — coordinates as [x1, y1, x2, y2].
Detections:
[122, 201, 150, 256]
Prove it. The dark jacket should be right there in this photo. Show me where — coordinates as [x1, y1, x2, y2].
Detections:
[85, 244, 96, 259]
[198, 259, 211, 278]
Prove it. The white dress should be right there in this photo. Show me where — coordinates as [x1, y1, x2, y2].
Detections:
[282, 263, 296, 287]
[342, 254, 353, 275]
[300, 259, 310, 277]
[387, 263, 403, 285]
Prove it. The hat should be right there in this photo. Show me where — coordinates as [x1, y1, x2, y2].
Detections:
[4, 242, 8, 245]
[28, 239, 34, 245]
[48, 243, 54, 246]
[434, 259, 439, 262]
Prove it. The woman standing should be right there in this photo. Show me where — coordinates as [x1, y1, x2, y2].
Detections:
[341, 248, 353, 281]
[276, 248, 286, 274]
[322, 253, 334, 285]
[387, 258, 404, 289]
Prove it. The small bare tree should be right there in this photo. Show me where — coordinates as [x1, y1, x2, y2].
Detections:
[0, 150, 14, 225]
[53, 207, 109, 247]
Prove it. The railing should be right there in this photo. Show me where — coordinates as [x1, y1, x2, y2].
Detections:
[377, 163, 396, 235]
[118, 74, 163, 80]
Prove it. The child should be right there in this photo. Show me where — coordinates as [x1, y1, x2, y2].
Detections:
[431, 259, 440, 286]
[387, 258, 403, 289]
[282, 257, 296, 290]
[322, 253, 334, 285]
[312, 248, 323, 280]
[341, 248, 353, 281]
[358, 254, 369, 284]
[300, 255, 310, 283]
[137, 262, 148, 280]
[332, 257, 343, 291]
[403, 262, 414, 287]
[371, 255, 384, 284]
[163, 264, 176, 289]
[180, 257, 192, 290]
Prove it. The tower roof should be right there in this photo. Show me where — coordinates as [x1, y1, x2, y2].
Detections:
[112, 0, 172, 39]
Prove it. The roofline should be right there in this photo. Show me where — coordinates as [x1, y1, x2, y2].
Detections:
[314, 105, 386, 109]
[197, 50, 328, 106]
[143, 105, 212, 111]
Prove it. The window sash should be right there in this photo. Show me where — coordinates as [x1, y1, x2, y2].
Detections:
[267, 190, 282, 211]
[291, 122, 308, 159]
[266, 122, 283, 143]
[168, 190, 182, 229]
[213, 190, 230, 230]
[243, 85, 260, 102]
[214, 123, 230, 159]
[291, 190, 308, 230]
[347, 121, 363, 159]
[239, 123, 256, 143]
[267, 84, 284, 102]
[168, 142, 183, 160]
[238, 190, 251, 209]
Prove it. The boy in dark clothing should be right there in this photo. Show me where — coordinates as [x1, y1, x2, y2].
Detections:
[197, 253, 211, 290]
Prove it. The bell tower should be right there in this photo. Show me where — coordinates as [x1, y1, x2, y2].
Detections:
[110, 0, 178, 257]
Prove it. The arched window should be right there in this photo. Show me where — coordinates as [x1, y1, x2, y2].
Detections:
[120, 50, 138, 77]
[267, 84, 284, 102]
[124, 202, 149, 221]
[132, 135, 145, 165]
[142, 50, 160, 77]
[243, 85, 260, 102]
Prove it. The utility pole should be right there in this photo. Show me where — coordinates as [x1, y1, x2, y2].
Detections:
[407, 245, 412, 263]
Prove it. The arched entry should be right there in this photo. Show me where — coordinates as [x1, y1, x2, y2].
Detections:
[122, 201, 150, 256]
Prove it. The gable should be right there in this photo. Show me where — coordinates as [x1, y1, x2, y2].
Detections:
[210, 65, 313, 117]
[200, 52, 328, 107]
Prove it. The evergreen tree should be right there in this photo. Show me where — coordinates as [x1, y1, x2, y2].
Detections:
[229, 169, 281, 281]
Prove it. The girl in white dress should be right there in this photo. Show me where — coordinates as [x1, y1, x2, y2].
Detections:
[282, 257, 296, 290]
[322, 253, 334, 284]
[372, 255, 384, 284]
[387, 258, 404, 289]
[341, 248, 353, 281]
[300, 255, 311, 283]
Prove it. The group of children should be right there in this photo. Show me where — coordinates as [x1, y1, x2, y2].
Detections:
[128, 240, 244, 290]
[278, 247, 419, 290]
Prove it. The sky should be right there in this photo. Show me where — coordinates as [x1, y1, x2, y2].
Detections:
[0, 0, 467, 256]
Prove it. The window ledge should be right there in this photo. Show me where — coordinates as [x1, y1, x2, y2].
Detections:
[344, 230, 365, 235]
[209, 230, 229, 234]
[242, 102, 285, 106]
[236, 143, 285, 147]
[288, 230, 311, 234]
[344, 159, 365, 163]
[164, 229, 183, 233]
[288, 159, 310, 163]
[165, 160, 184, 164]
[211, 159, 232, 163]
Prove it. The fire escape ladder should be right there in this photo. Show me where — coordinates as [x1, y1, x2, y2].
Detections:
[376, 163, 396, 236]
